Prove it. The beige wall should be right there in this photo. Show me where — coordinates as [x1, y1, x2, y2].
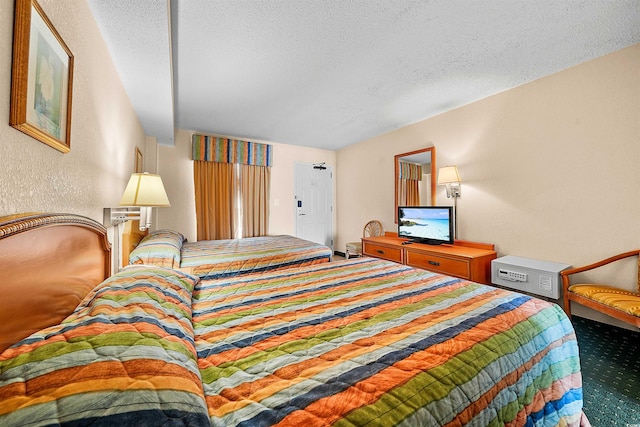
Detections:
[156, 129, 196, 239]
[337, 44, 640, 327]
[0, 1, 145, 217]
[157, 129, 336, 243]
[0, 1, 146, 268]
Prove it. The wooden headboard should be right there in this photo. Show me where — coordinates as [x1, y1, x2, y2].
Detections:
[0, 213, 111, 352]
[121, 219, 147, 267]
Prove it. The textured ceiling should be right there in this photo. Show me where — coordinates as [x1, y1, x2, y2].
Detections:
[88, 0, 174, 144]
[89, 1, 640, 149]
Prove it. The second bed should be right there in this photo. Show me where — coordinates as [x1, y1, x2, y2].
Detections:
[125, 226, 333, 279]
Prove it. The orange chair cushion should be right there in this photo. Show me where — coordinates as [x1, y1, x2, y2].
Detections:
[569, 284, 640, 317]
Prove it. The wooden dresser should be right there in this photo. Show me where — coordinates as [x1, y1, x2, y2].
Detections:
[362, 236, 497, 284]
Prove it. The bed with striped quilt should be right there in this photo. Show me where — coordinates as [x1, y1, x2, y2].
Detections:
[193, 257, 588, 426]
[179, 235, 333, 279]
[0, 266, 210, 426]
[0, 258, 588, 426]
[128, 231, 333, 279]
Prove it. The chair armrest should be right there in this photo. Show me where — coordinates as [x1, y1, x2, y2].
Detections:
[561, 249, 640, 290]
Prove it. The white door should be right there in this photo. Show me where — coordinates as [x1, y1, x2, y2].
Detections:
[294, 163, 333, 249]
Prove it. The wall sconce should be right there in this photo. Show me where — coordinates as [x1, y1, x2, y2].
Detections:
[102, 173, 170, 273]
[119, 172, 171, 231]
[437, 165, 462, 198]
[105, 172, 171, 231]
[437, 165, 462, 239]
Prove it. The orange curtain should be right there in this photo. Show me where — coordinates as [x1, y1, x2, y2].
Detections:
[194, 160, 236, 240]
[397, 179, 420, 206]
[192, 136, 272, 240]
[406, 179, 420, 206]
[241, 165, 270, 237]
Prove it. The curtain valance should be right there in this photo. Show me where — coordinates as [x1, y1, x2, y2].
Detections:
[192, 134, 273, 167]
[398, 162, 422, 181]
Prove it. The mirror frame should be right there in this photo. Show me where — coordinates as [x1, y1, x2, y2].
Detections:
[394, 146, 436, 223]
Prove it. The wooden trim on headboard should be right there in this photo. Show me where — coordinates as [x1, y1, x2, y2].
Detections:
[121, 219, 147, 267]
[0, 213, 111, 352]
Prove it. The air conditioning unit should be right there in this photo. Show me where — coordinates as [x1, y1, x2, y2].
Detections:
[491, 256, 571, 300]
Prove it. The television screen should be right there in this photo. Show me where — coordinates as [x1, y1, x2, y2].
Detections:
[397, 206, 454, 245]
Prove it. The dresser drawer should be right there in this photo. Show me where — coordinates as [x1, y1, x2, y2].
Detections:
[363, 242, 403, 263]
[405, 251, 470, 279]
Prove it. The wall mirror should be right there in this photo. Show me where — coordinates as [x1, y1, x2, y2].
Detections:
[394, 146, 436, 222]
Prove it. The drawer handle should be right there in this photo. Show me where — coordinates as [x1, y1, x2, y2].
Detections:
[376, 250, 385, 254]
[428, 260, 440, 267]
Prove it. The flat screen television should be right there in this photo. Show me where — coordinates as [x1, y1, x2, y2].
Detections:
[397, 206, 454, 245]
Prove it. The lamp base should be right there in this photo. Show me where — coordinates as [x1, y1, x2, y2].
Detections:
[138, 207, 153, 231]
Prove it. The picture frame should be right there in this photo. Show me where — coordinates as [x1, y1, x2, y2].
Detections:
[10, 0, 74, 153]
[135, 147, 143, 173]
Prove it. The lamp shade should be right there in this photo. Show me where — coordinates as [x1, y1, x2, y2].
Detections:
[437, 166, 461, 184]
[119, 173, 171, 207]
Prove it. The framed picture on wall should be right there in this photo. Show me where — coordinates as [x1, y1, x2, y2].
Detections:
[10, 0, 74, 153]
[135, 147, 143, 173]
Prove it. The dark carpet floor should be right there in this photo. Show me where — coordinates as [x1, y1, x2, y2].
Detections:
[571, 316, 640, 427]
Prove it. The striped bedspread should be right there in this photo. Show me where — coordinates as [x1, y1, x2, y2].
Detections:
[0, 266, 209, 426]
[193, 257, 586, 426]
[181, 235, 332, 279]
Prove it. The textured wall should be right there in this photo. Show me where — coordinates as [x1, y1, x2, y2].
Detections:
[0, 0, 145, 222]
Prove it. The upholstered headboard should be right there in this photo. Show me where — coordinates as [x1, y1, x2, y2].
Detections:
[0, 213, 111, 352]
